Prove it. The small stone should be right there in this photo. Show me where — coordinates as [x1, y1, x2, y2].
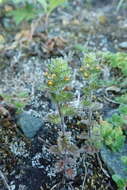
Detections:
[119, 42, 127, 49]
[16, 112, 44, 138]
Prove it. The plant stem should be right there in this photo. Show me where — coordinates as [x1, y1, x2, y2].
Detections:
[81, 154, 87, 190]
[44, 13, 49, 34]
[88, 91, 93, 138]
[116, 0, 125, 12]
[57, 102, 66, 135]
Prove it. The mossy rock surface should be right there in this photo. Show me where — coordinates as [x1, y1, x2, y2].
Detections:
[101, 144, 127, 180]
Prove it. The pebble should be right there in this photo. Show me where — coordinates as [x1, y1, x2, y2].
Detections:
[16, 112, 44, 138]
[119, 41, 127, 49]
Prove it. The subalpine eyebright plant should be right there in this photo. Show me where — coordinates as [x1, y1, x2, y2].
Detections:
[44, 58, 75, 134]
[43, 58, 79, 180]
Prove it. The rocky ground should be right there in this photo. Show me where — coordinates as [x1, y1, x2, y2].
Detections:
[0, 0, 127, 189]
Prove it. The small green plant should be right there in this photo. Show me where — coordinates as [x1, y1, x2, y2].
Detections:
[6, 0, 67, 25]
[0, 92, 29, 112]
[42, 52, 127, 187]
[79, 52, 126, 152]
[112, 174, 127, 190]
[43, 58, 75, 133]
[115, 94, 127, 104]
[92, 120, 125, 152]
[108, 113, 124, 127]
[43, 58, 79, 182]
[100, 120, 125, 151]
[119, 105, 127, 115]
[8, 3, 38, 25]
[80, 52, 103, 101]
[109, 104, 127, 135]
[101, 52, 127, 76]
[79, 52, 104, 141]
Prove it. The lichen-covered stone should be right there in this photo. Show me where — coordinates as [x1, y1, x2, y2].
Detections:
[16, 112, 43, 138]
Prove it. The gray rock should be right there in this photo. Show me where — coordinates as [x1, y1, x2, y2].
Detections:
[16, 112, 43, 138]
[103, 108, 118, 119]
[119, 42, 127, 49]
[101, 144, 127, 179]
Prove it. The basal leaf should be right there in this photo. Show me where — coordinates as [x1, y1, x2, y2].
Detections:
[8, 3, 37, 24]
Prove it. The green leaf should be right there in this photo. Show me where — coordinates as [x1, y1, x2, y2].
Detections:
[115, 94, 127, 104]
[108, 114, 124, 126]
[47, 0, 67, 14]
[48, 113, 61, 124]
[13, 101, 26, 110]
[61, 105, 76, 116]
[100, 121, 125, 152]
[54, 91, 73, 103]
[8, 3, 37, 24]
[37, 0, 48, 12]
[119, 105, 127, 114]
[112, 175, 126, 190]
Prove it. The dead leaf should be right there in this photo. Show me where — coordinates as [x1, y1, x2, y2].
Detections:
[44, 37, 67, 53]
[15, 29, 32, 43]
[65, 168, 76, 179]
